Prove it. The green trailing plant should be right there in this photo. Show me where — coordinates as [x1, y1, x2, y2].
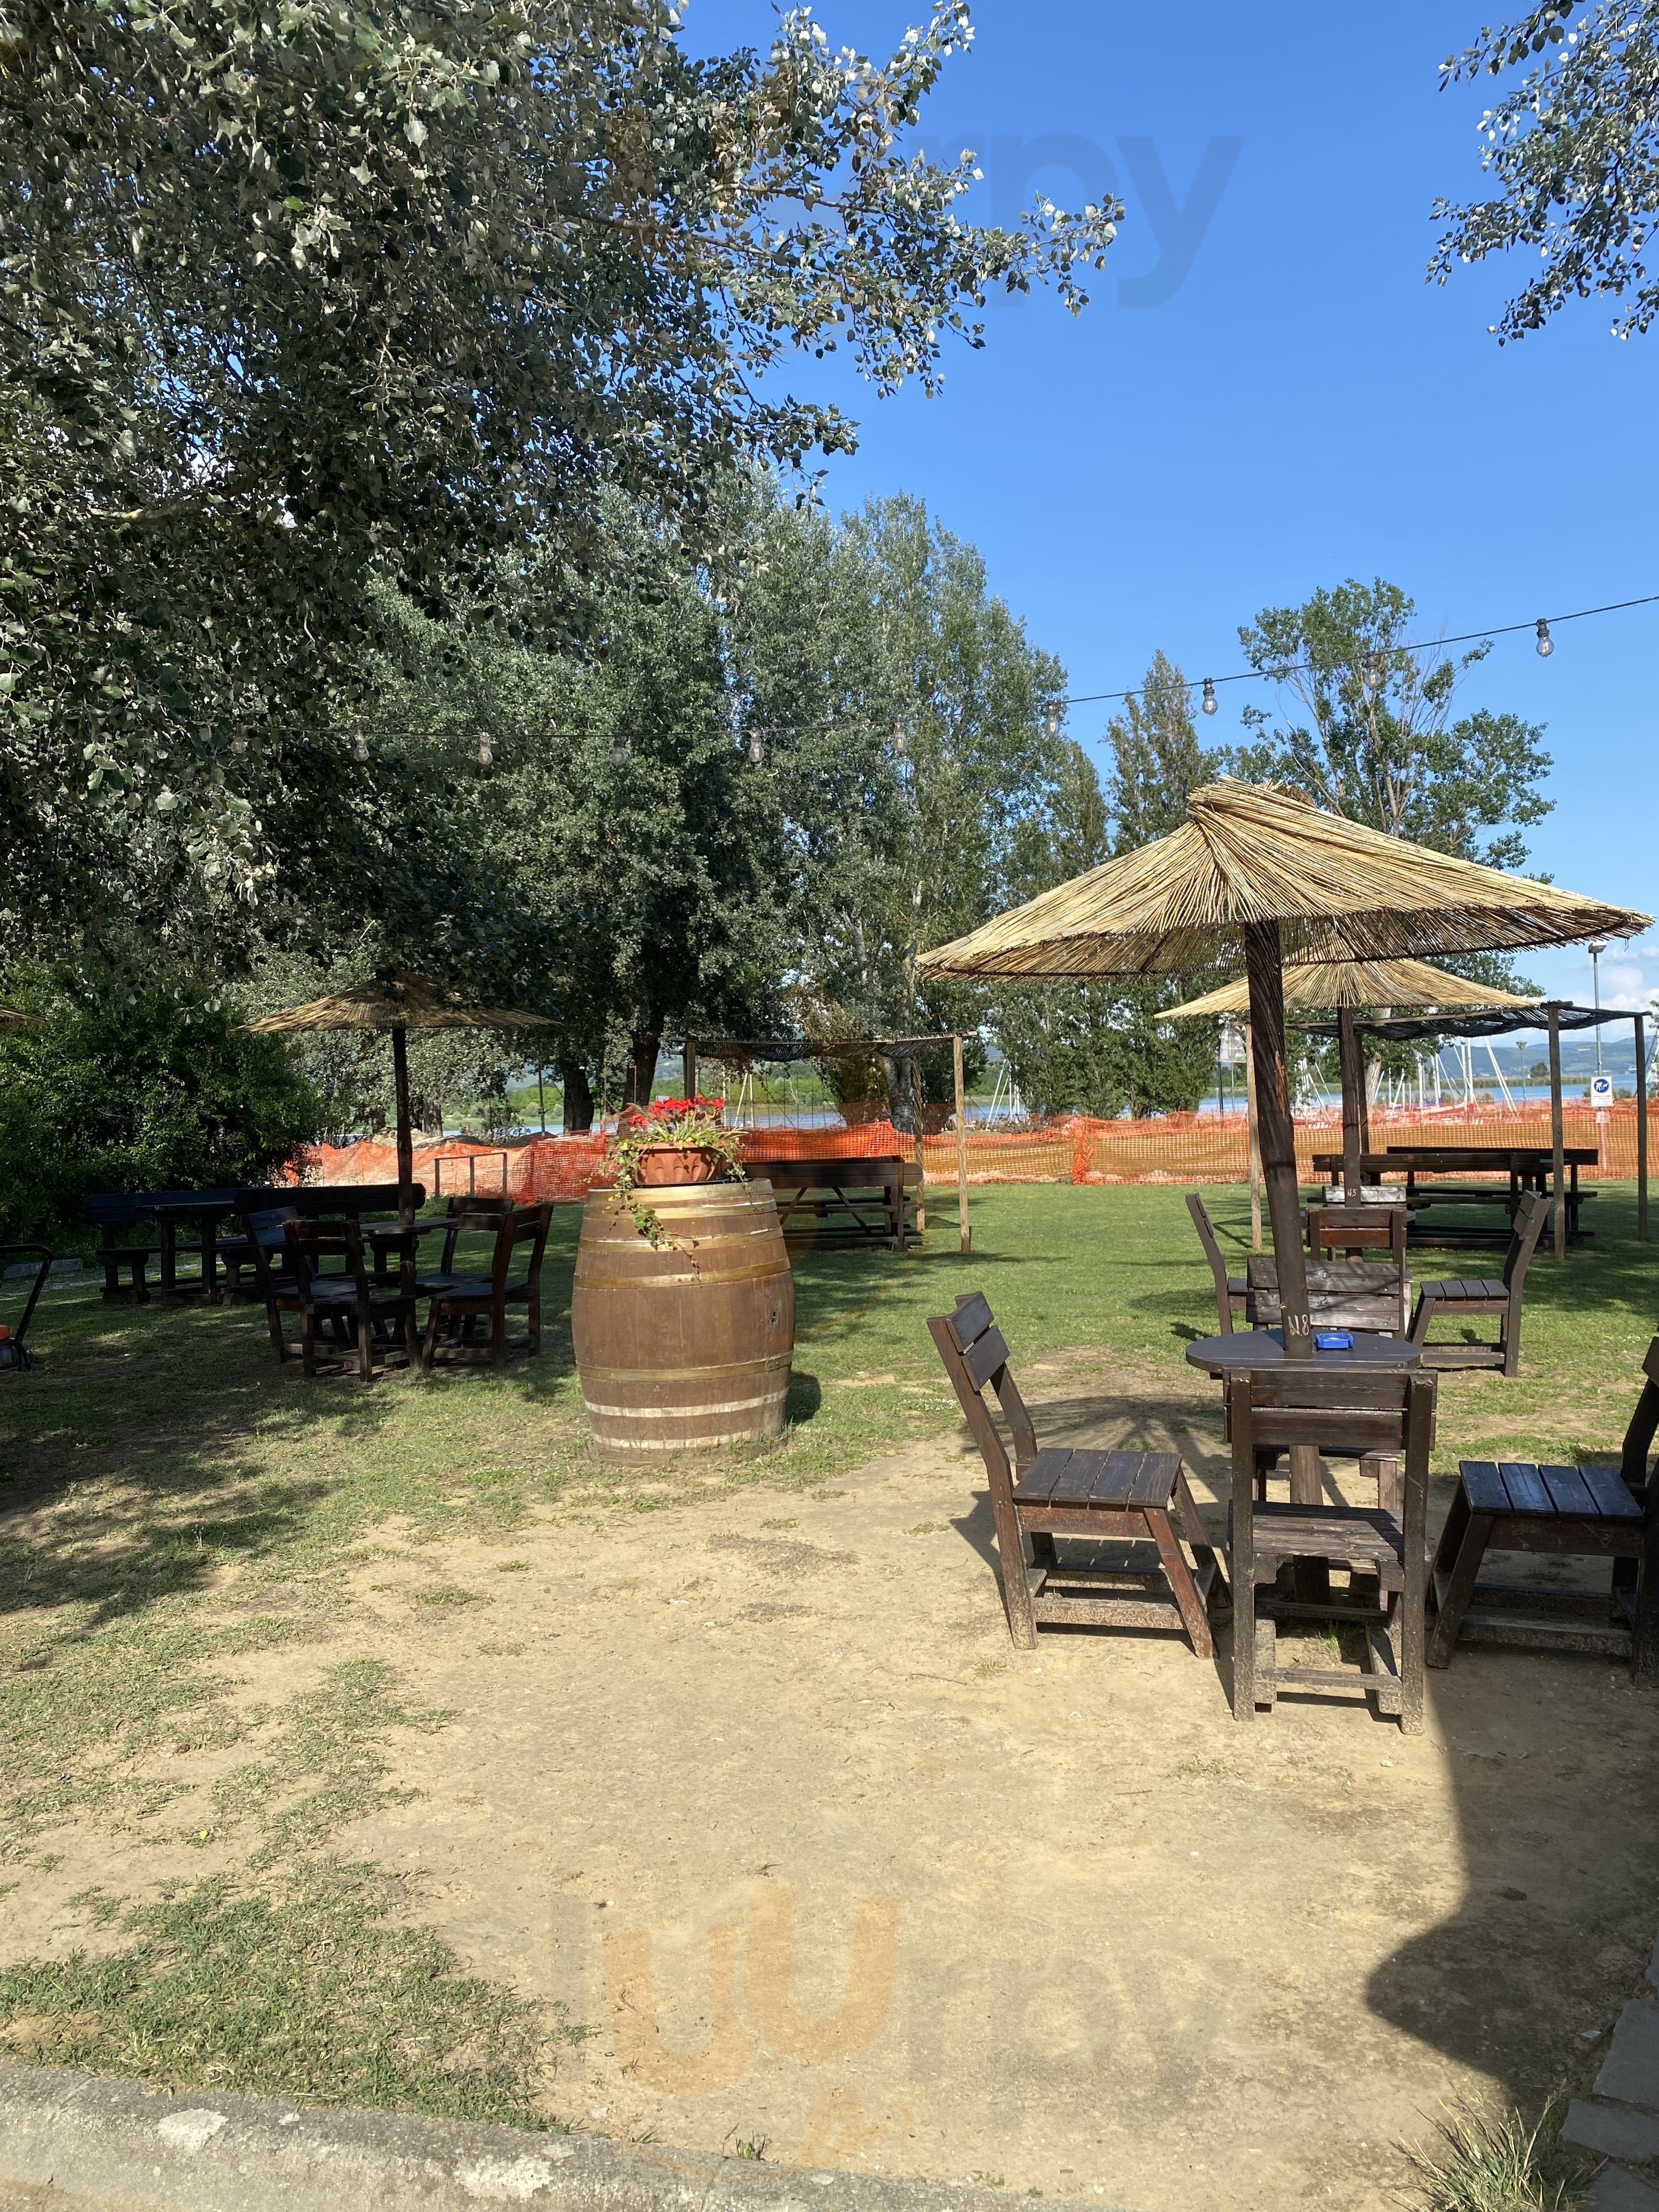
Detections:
[603, 1096, 746, 1249]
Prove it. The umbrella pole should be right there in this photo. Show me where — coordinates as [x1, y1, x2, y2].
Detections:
[1548, 1004, 1565, 1260]
[1244, 922, 1312, 1361]
[1338, 1006, 1364, 1199]
[1244, 1019, 1263, 1252]
[393, 1023, 414, 1227]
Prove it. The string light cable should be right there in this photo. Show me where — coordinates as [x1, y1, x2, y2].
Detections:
[67, 589, 1655, 763]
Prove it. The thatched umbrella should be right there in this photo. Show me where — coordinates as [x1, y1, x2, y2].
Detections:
[1167, 956, 1542, 1201]
[0, 1006, 42, 1030]
[919, 781, 1647, 1359]
[242, 972, 554, 1221]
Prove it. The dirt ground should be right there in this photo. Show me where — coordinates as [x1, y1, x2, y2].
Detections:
[9, 1348, 1659, 2212]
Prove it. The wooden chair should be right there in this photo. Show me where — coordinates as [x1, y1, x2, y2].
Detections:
[929, 1292, 1224, 1655]
[1306, 1199, 1410, 1266]
[420, 1203, 552, 1370]
[278, 1218, 420, 1380]
[1228, 1366, 1436, 1731]
[1428, 1337, 1659, 1676]
[1409, 1188, 1549, 1376]
[1187, 1193, 1247, 1334]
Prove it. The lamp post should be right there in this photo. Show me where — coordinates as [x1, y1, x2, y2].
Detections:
[1589, 938, 1607, 1075]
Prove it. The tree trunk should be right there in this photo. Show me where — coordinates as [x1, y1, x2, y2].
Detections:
[882, 1053, 914, 1134]
[626, 1025, 662, 1110]
[561, 1060, 595, 1133]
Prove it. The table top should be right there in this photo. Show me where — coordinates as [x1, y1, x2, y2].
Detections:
[1185, 1329, 1423, 1375]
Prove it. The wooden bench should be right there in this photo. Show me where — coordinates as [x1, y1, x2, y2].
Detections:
[759, 1158, 918, 1252]
[88, 1192, 210, 1301]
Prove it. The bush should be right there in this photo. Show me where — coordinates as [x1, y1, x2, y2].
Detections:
[0, 987, 322, 1244]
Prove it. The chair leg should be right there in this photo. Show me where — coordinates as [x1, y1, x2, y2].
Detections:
[421, 1297, 443, 1374]
[1148, 1506, 1212, 1660]
[998, 1501, 1039, 1650]
[1502, 1291, 1522, 1378]
[490, 1306, 506, 1369]
[526, 1289, 540, 1356]
[357, 1302, 374, 1383]
[1173, 1469, 1226, 1606]
[1409, 1290, 1436, 1348]
[301, 1310, 317, 1378]
[1363, 1453, 1400, 1517]
[1426, 1498, 1495, 1669]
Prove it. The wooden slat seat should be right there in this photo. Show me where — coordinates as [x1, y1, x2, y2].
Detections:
[1428, 1362, 1659, 1674]
[929, 1294, 1224, 1654]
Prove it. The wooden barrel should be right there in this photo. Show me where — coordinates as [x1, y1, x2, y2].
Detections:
[571, 1179, 794, 1454]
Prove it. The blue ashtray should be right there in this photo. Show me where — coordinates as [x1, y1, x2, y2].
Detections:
[1314, 1330, 1354, 1351]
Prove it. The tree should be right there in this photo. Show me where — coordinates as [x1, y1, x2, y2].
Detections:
[744, 494, 1074, 1126]
[1233, 578, 1552, 872]
[1430, 2, 1659, 341]
[989, 654, 1222, 1119]
[0, 977, 320, 1241]
[0, 0, 1120, 957]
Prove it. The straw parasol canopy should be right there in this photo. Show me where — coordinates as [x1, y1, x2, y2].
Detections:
[241, 971, 553, 1219]
[0, 1006, 42, 1030]
[1164, 957, 1542, 1023]
[921, 781, 1649, 1358]
[1166, 958, 1543, 1204]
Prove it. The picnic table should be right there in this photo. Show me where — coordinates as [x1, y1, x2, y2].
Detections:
[758, 1158, 919, 1252]
[1310, 1144, 1598, 1244]
[91, 1183, 422, 1302]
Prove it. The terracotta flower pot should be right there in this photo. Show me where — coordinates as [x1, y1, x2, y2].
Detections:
[631, 1144, 728, 1187]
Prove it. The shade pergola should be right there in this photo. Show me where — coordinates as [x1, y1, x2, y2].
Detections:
[919, 780, 1648, 1359]
[1166, 957, 1543, 1206]
[241, 972, 554, 1221]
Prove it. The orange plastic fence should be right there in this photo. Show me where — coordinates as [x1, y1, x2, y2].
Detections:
[297, 1102, 1652, 1204]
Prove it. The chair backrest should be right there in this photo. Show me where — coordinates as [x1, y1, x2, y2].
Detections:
[1185, 1192, 1236, 1333]
[927, 1292, 1038, 1493]
[282, 1217, 371, 1300]
[492, 1203, 552, 1291]
[1504, 1189, 1551, 1289]
[1621, 1338, 1659, 1492]
[1228, 1367, 1435, 1547]
[1308, 1202, 1408, 1274]
[440, 1193, 515, 1269]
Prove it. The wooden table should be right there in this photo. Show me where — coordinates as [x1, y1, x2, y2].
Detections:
[151, 1194, 244, 1304]
[758, 1159, 917, 1252]
[1311, 1145, 1599, 1244]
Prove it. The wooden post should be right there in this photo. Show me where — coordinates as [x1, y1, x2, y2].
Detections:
[952, 1034, 971, 1255]
[1637, 1011, 1649, 1244]
[1548, 1003, 1565, 1260]
[537, 1065, 546, 1135]
[683, 1037, 698, 1102]
[911, 1054, 927, 1235]
[392, 1022, 414, 1226]
[1338, 1005, 1364, 1199]
[1245, 1017, 1263, 1252]
[1244, 921, 1312, 1363]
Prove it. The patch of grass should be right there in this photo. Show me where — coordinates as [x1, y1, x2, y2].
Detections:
[0, 1860, 574, 2126]
[1404, 2098, 1592, 2210]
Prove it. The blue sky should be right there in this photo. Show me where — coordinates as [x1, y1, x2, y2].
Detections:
[684, 0, 1659, 1015]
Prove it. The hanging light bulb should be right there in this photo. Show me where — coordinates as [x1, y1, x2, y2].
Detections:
[1045, 710, 1059, 739]
[747, 732, 764, 765]
[477, 732, 493, 766]
[1362, 652, 1382, 693]
[1200, 678, 1217, 716]
[894, 719, 908, 754]
[611, 735, 628, 766]
[1536, 616, 1554, 657]
[230, 725, 247, 755]
[353, 733, 370, 763]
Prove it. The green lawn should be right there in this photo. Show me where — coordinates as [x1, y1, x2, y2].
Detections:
[0, 1183, 1654, 2125]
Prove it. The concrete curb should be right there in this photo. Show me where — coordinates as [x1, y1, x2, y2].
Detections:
[0, 2062, 1122, 2212]
[1566, 1942, 1659, 2209]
